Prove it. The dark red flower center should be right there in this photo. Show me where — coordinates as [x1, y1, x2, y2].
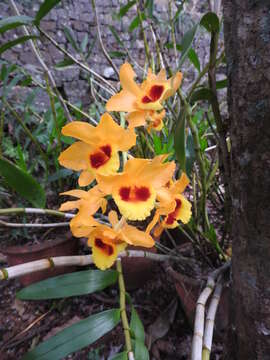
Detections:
[166, 198, 182, 225]
[90, 144, 112, 169]
[141, 85, 164, 104]
[119, 186, 151, 202]
[149, 85, 164, 101]
[95, 238, 114, 256]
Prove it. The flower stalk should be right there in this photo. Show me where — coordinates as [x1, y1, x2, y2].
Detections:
[116, 258, 134, 359]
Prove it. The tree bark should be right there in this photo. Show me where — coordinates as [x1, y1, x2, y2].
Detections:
[223, 1, 270, 359]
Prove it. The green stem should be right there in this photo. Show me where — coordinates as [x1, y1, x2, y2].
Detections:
[0, 106, 4, 157]
[116, 259, 133, 356]
[136, 1, 151, 65]
[0, 207, 70, 217]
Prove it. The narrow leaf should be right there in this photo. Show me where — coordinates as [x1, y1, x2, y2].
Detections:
[129, 13, 146, 32]
[216, 78, 228, 89]
[200, 12, 220, 33]
[0, 16, 34, 34]
[55, 58, 75, 68]
[130, 306, 145, 342]
[132, 340, 149, 360]
[22, 309, 120, 360]
[118, 0, 136, 18]
[179, 23, 198, 67]
[0, 157, 46, 208]
[17, 270, 118, 300]
[0, 36, 38, 56]
[35, 0, 62, 25]
[190, 88, 215, 104]
[109, 51, 126, 58]
[109, 25, 125, 48]
[188, 48, 201, 72]
[63, 26, 79, 52]
[111, 352, 128, 360]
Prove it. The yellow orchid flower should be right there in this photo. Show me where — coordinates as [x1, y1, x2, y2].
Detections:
[106, 63, 182, 130]
[58, 113, 136, 186]
[96, 156, 176, 221]
[89, 210, 154, 270]
[146, 173, 192, 236]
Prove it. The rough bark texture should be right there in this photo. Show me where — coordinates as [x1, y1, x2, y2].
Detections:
[223, 1, 270, 359]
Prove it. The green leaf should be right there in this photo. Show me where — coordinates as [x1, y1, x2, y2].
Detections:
[132, 340, 149, 360]
[0, 157, 46, 208]
[80, 34, 88, 53]
[188, 48, 201, 72]
[190, 88, 215, 104]
[130, 306, 145, 342]
[216, 78, 228, 89]
[0, 16, 34, 34]
[55, 58, 75, 68]
[0, 36, 38, 56]
[35, 0, 62, 25]
[186, 132, 196, 177]
[109, 25, 125, 48]
[200, 12, 220, 33]
[152, 133, 162, 154]
[130, 304, 149, 359]
[129, 13, 146, 32]
[174, 110, 186, 172]
[111, 352, 128, 360]
[118, 0, 136, 18]
[17, 269, 118, 300]
[63, 26, 80, 52]
[179, 23, 199, 67]
[109, 50, 126, 58]
[22, 309, 120, 360]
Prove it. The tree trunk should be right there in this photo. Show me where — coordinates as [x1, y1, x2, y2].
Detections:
[222, 1, 270, 359]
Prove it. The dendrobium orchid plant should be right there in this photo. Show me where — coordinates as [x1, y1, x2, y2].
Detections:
[59, 63, 191, 270]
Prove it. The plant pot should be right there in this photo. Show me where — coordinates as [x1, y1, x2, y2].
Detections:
[1, 232, 79, 286]
[121, 245, 158, 291]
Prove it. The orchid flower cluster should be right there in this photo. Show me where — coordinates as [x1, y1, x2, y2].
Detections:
[58, 63, 192, 270]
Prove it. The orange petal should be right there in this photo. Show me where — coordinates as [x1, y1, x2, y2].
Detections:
[126, 111, 147, 129]
[78, 170, 95, 186]
[59, 200, 80, 212]
[58, 141, 91, 171]
[60, 189, 88, 199]
[140, 159, 176, 189]
[108, 210, 119, 227]
[173, 173, 190, 193]
[121, 224, 155, 248]
[120, 63, 141, 96]
[106, 90, 137, 112]
[97, 113, 136, 151]
[157, 68, 167, 80]
[61, 121, 95, 143]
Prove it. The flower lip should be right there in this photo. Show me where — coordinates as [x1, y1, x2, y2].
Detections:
[119, 186, 151, 202]
[90, 144, 112, 169]
[149, 85, 164, 101]
[142, 95, 152, 104]
[166, 198, 182, 225]
[94, 237, 114, 256]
